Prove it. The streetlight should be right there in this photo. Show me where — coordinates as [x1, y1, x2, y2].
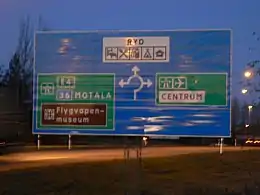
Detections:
[242, 89, 248, 94]
[248, 105, 253, 125]
[244, 71, 252, 78]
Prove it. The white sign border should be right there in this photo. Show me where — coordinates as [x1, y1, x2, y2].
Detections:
[35, 73, 115, 131]
[102, 36, 170, 63]
[155, 72, 229, 107]
[33, 29, 232, 138]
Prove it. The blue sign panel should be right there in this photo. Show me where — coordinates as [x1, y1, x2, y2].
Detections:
[33, 30, 231, 137]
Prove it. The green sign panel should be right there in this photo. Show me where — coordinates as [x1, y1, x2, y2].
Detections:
[37, 73, 115, 130]
[156, 73, 227, 106]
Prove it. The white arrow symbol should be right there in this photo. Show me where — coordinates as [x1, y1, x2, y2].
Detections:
[118, 66, 152, 100]
[119, 79, 127, 88]
[143, 79, 152, 88]
[132, 66, 140, 75]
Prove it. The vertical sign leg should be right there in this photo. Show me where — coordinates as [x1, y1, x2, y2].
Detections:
[136, 137, 143, 194]
[220, 138, 224, 155]
[68, 135, 72, 150]
[37, 135, 40, 150]
[123, 136, 131, 195]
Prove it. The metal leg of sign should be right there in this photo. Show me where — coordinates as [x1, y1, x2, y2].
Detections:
[122, 136, 144, 195]
[37, 135, 41, 150]
[220, 138, 224, 155]
[123, 136, 129, 166]
[123, 136, 131, 195]
[136, 137, 144, 194]
[122, 136, 145, 194]
[68, 135, 72, 150]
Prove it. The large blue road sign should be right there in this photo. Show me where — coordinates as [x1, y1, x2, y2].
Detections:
[33, 30, 231, 137]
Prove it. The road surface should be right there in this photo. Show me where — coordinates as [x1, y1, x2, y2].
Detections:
[0, 146, 258, 172]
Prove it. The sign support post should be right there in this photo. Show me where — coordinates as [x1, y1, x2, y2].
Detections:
[123, 136, 144, 195]
[68, 134, 72, 150]
[123, 136, 130, 195]
[37, 134, 40, 150]
[220, 138, 224, 155]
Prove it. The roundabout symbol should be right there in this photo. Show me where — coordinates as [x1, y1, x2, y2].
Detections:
[119, 66, 152, 100]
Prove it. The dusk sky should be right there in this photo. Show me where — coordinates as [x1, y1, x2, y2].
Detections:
[0, 0, 259, 96]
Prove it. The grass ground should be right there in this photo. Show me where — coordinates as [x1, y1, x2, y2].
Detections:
[1, 150, 260, 195]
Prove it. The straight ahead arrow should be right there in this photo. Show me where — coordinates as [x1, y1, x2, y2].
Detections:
[132, 66, 140, 75]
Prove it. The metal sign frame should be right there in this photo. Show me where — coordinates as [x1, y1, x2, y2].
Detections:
[33, 29, 232, 137]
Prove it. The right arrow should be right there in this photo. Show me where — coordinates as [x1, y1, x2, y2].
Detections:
[146, 79, 152, 87]
[143, 79, 152, 88]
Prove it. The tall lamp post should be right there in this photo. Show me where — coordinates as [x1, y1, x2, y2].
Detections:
[241, 32, 260, 140]
[241, 69, 254, 139]
[241, 67, 253, 95]
[241, 69, 253, 124]
[248, 105, 253, 125]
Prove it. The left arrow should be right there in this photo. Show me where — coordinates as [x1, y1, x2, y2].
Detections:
[119, 79, 126, 88]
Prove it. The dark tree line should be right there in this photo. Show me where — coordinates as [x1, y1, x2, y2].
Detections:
[0, 16, 51, 140]
[0, 17, 32, 106]
[0, 16, 49, 111]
